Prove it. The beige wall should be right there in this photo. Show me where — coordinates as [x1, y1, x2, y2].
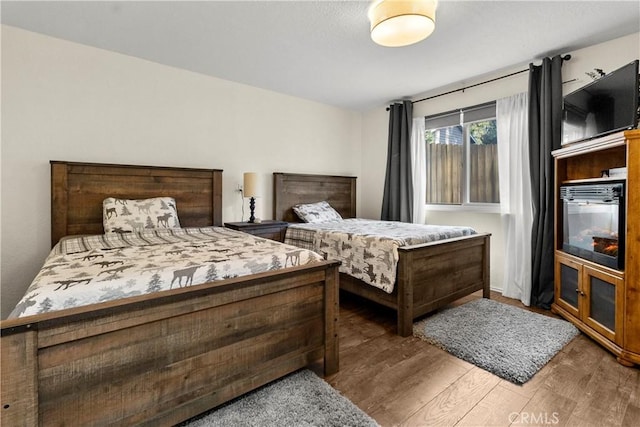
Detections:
[0, 25, 362, 318]
[359, 33, 640, 292]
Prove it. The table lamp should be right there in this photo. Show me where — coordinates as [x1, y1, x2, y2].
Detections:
[243, 172, 258, 223]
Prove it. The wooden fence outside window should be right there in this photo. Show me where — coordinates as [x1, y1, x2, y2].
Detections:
[426, 144, 499, 204]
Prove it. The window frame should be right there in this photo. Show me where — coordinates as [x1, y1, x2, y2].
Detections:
[424, 101, 500, 213]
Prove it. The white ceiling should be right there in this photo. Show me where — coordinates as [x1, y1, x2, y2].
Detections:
[2, 1, 639, 111]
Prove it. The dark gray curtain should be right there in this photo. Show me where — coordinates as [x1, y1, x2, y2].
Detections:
[528, 55, 564, 309]
[381, 100, 414, 222]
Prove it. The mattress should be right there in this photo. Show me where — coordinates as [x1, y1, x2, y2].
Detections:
[10, 226, 323, 318]
[285, 218, 476, 293]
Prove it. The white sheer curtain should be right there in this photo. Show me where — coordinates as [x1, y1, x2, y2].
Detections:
[497, 93, 533, 306]
[410, 117, 426, 224]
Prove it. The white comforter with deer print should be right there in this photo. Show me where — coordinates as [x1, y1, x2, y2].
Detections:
[285, 219, 476, 293]
[10, 227, 323, 318]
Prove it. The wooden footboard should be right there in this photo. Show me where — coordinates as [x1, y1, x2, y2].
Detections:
[340, 233, 491, 336]
[1, 261, 339, 426]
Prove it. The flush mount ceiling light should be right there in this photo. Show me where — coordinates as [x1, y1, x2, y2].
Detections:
[368, 0, 437, 47]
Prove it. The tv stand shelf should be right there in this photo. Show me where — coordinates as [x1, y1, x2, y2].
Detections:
[552, 129, 640, 367]
[561, 177, 626, 184]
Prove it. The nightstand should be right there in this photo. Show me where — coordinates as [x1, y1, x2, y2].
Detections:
[224, 220, 289, 242]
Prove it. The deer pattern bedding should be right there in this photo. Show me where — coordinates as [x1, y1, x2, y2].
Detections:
[284, 219, 476, 293]
[10, 227, 323, 318]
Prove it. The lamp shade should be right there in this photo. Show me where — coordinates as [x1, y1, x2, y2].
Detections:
[369, 0, 437, 47]
[243, 172, 258, 198]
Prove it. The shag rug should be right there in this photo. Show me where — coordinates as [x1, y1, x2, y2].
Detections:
[413, 298, 579, 384]
[180, 369, 379, 427]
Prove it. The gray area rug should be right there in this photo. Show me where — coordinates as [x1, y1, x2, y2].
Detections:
[413, 298, 579, 384]
[181, 369, 379, 427]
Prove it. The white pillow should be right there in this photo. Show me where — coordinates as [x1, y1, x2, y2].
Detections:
[292, 201, 343, 223]
[103, 197, 181, 233]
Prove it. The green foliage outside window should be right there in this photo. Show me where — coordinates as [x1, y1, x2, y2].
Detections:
[469, 121, 497, 145]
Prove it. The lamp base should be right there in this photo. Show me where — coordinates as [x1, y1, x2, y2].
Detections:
[248, 197, 256, 223]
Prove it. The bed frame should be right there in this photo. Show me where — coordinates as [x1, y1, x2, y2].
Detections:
[273, 172, 490, 337]
[1, 161, 339, 426]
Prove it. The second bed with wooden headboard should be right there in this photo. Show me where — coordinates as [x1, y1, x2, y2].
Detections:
[274, 172, 491, 336]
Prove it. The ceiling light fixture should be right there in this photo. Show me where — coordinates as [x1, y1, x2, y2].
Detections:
[368, 0, 437, 47]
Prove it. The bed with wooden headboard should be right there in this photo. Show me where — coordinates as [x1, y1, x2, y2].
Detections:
[274, 172, 490, 337]
[1, 161, 339, 426]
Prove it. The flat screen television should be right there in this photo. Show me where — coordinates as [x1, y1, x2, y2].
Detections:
[562, 60, 639, 145]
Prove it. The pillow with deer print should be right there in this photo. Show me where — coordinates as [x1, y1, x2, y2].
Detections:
[292, 201, 343, 223]
[103, 197, 181, 233]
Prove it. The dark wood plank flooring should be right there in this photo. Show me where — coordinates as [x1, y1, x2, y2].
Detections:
[316, 290, 640, 427]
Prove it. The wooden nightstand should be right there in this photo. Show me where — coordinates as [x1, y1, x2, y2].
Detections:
[224, 220, 289, 242]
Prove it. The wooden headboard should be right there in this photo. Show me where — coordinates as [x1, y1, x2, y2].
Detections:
[273, 172, 357, 222]
[50, 161, 223, 246]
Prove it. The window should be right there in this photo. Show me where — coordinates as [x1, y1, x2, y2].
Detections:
[424, 102, 499, 206]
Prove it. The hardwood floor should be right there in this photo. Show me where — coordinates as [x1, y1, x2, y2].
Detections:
[316, 290, 640, 427]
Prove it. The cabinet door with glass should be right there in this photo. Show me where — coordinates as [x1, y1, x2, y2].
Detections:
[555, 253, 582, 319]
[581, 265, 624, 345]
[555, 252, 624, 345]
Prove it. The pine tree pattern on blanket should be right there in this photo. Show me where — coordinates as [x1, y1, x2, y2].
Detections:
[10, 227, 323, 318]
[286, 219, 476, 293]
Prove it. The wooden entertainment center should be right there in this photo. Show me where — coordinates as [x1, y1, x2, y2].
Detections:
[552, 129, 639, 367]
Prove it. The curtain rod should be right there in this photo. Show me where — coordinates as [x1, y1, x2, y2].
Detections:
[412, 69, 527, 104]
[404, 54, 573, 106]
